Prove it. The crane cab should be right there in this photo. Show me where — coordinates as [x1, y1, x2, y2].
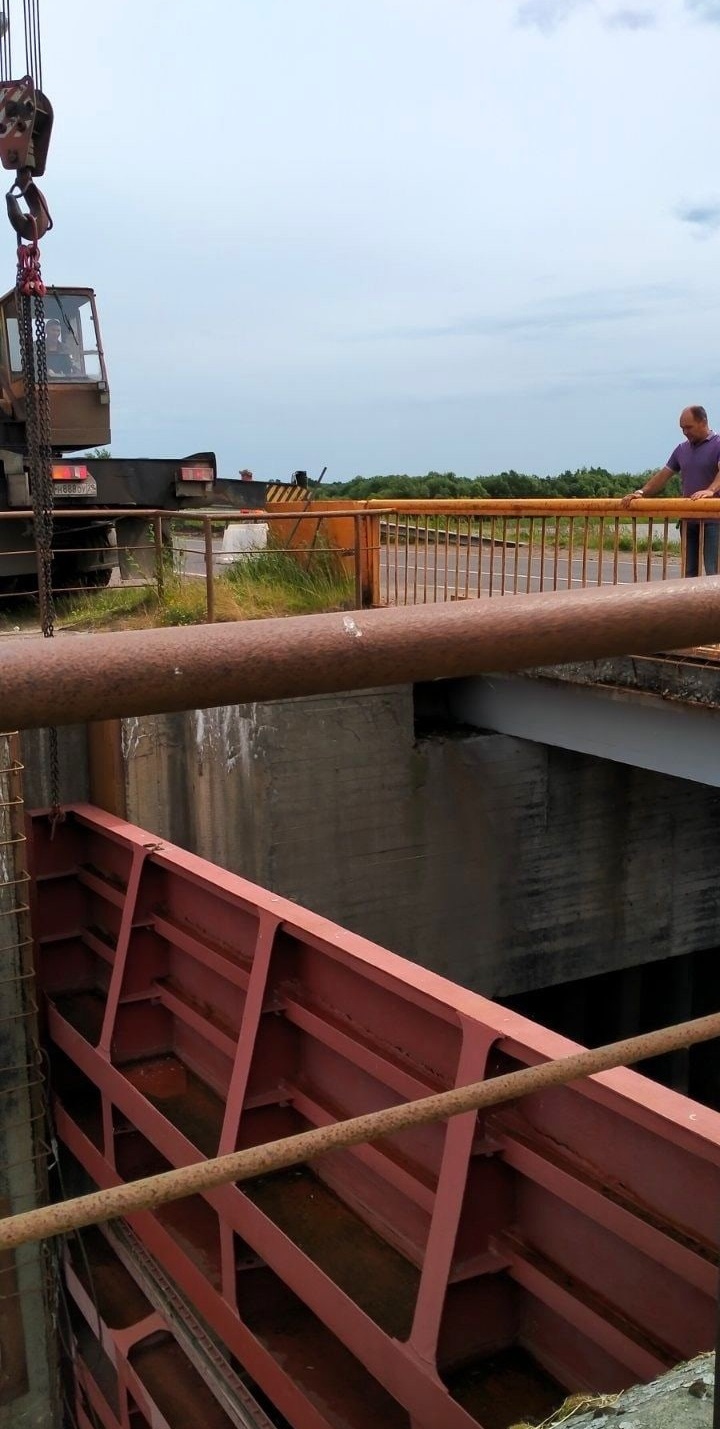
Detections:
[0, 286, 110, 451]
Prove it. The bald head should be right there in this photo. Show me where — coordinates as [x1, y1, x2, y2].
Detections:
[680, 407, 710, 444]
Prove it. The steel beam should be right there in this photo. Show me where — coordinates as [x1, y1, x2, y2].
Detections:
[3, 1005, 720, 1252]
[450, 673, 720, 788]
[3, 576, 720, 730]
[86, 720, 126, 817]
[25, 806, 720, 1421]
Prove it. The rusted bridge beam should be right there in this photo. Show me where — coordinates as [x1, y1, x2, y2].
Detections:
[2, 575, 720, 730]
[0, 1009, 719, 1251]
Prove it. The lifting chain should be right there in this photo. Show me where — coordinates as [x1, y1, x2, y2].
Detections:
[16, 235, 62, 829]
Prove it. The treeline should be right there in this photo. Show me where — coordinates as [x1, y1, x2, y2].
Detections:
[317, 467, 680, 500]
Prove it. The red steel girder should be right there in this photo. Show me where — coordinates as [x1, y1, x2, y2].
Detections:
[30, 805, 720, 1429]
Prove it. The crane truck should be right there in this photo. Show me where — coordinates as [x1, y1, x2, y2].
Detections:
[0, 282, 268, 591]
[0, 51, 266, 593]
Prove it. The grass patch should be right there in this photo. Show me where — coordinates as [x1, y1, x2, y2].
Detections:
[223, 546, 354, 617]
[52, 548, 355, 632]
[56, 583, 156, 630]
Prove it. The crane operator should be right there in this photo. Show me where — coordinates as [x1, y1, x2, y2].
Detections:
[45, 318, 74, 377]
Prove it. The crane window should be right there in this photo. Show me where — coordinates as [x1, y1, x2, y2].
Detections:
[6, 293, 102, 381]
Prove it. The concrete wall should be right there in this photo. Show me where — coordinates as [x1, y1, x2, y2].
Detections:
[122, 691, 423, 946]
[117, 686, 720, 1000]
[20, 725, 89, 810]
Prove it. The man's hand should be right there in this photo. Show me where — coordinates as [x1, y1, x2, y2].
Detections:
[689, 488, 718, 501]
[621, 488, 645, 509]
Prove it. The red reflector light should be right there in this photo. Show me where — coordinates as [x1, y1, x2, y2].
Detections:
[52, 464, 89, 482]
[180, 465, 213, 482]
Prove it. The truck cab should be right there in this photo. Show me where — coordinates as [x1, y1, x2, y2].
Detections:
[0, 285, 110, 452]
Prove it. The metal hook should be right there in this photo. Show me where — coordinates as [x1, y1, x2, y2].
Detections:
[6, 170, 51, 241]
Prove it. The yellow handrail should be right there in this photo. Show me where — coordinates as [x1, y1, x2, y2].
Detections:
[365, 497, 720, 517]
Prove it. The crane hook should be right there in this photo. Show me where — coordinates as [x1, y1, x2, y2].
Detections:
[6, 168, 51, 241]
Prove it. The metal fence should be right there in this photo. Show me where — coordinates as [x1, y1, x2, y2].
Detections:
[372, 500, 720, 605]
[1, 499, 718, 632]
[0, 507, 381, 633]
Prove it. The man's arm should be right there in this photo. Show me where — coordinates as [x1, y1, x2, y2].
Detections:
[621, 466, 674, 508]
[688, 460, 720, 500]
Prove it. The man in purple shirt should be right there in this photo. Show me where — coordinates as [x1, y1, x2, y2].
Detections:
[623, 406, 720, 575]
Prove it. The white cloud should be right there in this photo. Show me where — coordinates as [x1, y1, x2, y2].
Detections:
[516, 0, 590, 31]
[605, 7, 657, 27]
[518, 0, 661, 29]
[676, 201, 720, 235]
[685, 0, 720, 20]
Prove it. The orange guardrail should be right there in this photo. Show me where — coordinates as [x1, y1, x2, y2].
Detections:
[2, 498, 717, 626]
[357, 498, 720, 605]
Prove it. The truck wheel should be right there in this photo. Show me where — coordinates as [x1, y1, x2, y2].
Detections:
[0, 574, 36, 595]
[78, 567, 113, 589]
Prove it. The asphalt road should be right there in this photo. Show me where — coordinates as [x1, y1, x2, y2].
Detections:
[378, 540, 682, 602]
[173, 532, 683, 598]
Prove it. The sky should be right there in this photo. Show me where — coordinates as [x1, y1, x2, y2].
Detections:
[21, 0, 720, 480]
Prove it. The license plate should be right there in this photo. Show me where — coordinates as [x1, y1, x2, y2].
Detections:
[52, 479, 97, 498]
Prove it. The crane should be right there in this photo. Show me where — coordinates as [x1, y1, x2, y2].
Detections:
[0, 0, 109, 634]
[0, 2, 263, 613]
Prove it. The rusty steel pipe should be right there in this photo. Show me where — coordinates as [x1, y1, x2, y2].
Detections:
[1, 1010, 719, 1252]
[2, 575, 720, 731]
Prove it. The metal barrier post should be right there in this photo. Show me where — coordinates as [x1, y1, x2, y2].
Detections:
[152, 515, 164, 603]
[87, 720, 127, 819]
[353, 512, 364, 609]
[203, 516, 215, 624]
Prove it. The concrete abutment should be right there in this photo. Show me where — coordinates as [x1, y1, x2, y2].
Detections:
[23, 678, 720, 1003]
